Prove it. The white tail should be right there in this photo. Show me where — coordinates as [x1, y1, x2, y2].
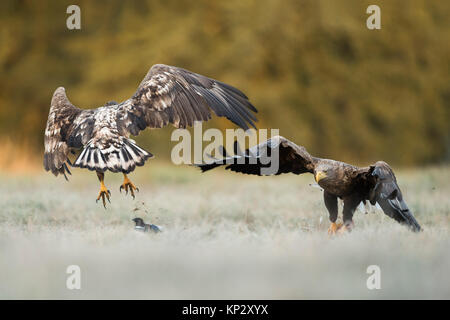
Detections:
[73, 139, 153, 173]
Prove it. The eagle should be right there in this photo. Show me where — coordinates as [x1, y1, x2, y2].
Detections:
[196, 136, 421, 233]
[43, 64, 257, 207]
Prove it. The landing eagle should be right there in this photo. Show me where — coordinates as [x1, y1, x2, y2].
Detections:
[197, 136, 421, 233]
[44, 64, 257, 207]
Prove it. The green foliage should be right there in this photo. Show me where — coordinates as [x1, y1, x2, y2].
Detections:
[0, 0, 449, 165]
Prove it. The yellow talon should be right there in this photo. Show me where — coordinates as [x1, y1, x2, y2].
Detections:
[120, 174, 139, 199]
[96, 179, 111, 208]
[327, 222, 343, 235]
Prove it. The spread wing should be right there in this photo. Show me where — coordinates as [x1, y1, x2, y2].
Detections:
[116, 64, 257, 136]
[357, 161, 421, 232]
[196, 136, 316, 176]
[43, 87, 95, 179]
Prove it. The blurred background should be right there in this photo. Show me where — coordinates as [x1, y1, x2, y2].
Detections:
[1, 1, 449, 300]
[0, 0, 449, 172]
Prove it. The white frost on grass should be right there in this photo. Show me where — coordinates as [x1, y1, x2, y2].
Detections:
[0, 165, 448, 299]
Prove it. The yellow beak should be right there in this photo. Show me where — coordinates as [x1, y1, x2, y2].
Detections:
[315, 171, 327, 182]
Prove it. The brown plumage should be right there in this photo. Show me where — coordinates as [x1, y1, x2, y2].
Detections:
[43, 64, 258, 207]
[197, 136, 421, 233]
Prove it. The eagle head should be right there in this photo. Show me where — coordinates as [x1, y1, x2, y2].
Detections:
[315, 171, 328, 183]
[314, 165, 334, 183]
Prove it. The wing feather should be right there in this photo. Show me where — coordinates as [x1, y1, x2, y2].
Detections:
[43, 87, 94, 178]
[358, 161, 421, 232]
[117, 64, 257, 135]
[196, 136, 316, 176]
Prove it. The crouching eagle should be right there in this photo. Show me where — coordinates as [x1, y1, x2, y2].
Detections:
[44, 64, 257, 207]
[197, 136, 421, 233]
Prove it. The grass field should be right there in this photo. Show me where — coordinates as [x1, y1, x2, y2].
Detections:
[0, 163, 449, 299]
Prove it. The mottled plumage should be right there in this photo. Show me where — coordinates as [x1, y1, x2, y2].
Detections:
[197, 136, 421, 232]
[43, 64, 258, 206]
[44, 64, 257, 176]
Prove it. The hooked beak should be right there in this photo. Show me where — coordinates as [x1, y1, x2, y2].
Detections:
[315, 171, 327, 182]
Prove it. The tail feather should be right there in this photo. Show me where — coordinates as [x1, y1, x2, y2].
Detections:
[197, 162, 225, 173]
[73, 138, 153, 173]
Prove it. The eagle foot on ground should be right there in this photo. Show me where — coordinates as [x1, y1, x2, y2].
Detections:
[120, 174, 139, 199]
[327, 222, 343, 235]
[337, 221, 354, 234]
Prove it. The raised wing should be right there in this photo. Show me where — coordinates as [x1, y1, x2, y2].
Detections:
[43, 87, 95, 179]
[117, 64, 257, 136]
[359, 161, 421, 232]
[196, 136, 316, 176]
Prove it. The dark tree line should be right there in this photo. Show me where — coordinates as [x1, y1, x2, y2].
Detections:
[0, 0, 449, 166]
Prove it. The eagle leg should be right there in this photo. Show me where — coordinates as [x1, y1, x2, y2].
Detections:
[327, 222, 343, 235]
[337, 221, 354, 234]
[120, 173, 139, 199]
[96, 171, 111, 208]
[338, 196, 359, 234]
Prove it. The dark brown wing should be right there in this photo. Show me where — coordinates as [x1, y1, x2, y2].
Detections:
[116, 64, 257, 135]
[357, 161, 421, 232]
[196, 136, 316, 176]
[43, 87, 95, 179]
